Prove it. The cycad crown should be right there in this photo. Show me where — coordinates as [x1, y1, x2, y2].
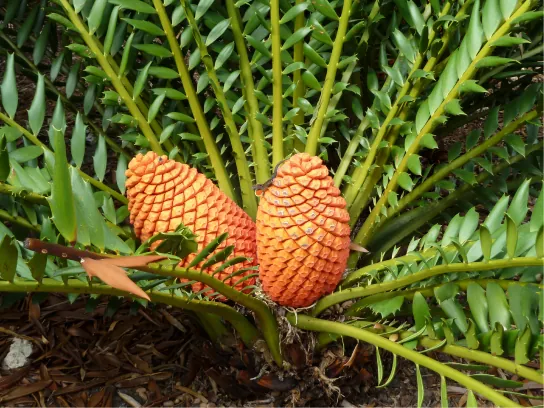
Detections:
[126, 152, 257, 293]
[257, 153, 351, 307]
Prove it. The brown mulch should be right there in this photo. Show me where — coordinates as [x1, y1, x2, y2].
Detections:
[0, 293, 440, 407]
[5, 294, 539, 407]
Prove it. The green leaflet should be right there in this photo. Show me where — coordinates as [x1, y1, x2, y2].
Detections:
[406, 155, 422, 175]
[398, 172, 414, 191]
[88, 0, 108, 34]
[71, 113, 86, 169]
[70, 167, 105, 250]
[48, 127, 77, 244]
[392, 29, 416, 63]
[9, 146, 43, 163]
[507, 179, 530, 225]
[512, 10, 544, 23]
[416, 364, 424, 408]
[476, 56, 519, 67]
[530, 189, 543, 232]
[214, 42, 235, 69]
[0, 136, 9, 182]
[93, 135, 107, 182]
[17, 6, 39, 47]
[27, 74, 46, 135]
[118, 32, 135, 77]
[147, 93, 165, 123]
[200, 246, 235, 270]
[133, 43, 173, 58]
[206, 18, 231, 46]
[0, 236, 17, 281]
[108, 0, 157, 14]
[1, 54, 18, 119]
[312, 0, 339, 20]
[281, 27, 312, 50]
[148, 67, 179, 79]
[302, 71, 321, 91]
[103, 6, 119, 55]
[412, 292, 430, 331]
[33, 22, 51, 65]
[245, 35, 272, 58]
[152, 88, 187, 100]
[116, 154, 128, 195]
[133, 61, 152, 100]
[66, 62, 81, 99]
[280, 2, 310, 24]
[167, 112, 196, 123]
[491, 35, 531, 47]
[187, 232, 228, 268]
[195, 0, 214, 20]
[487, 283, 512, 329]
[122, 18, 165, 36]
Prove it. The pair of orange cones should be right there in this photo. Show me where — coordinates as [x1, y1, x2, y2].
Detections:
[125, 152, 351, 308]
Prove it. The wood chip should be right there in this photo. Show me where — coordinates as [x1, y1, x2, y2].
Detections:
[118, 391, 142, 408]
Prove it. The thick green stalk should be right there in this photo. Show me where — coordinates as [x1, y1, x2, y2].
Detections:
[0, 278, 259, 348]
[152, 0, 236, 201]
[316, 319, 544, 384]
[389, 109, 540, 219]
[225, 0, 271, 182]
[0, 182, 48, 205]
[176, 0, 257, 216]
[311, 60, 357, 138]
[354, 0, 533, 247]
[270, 0, 284, 165]
[290, 0, 306, 153]
[305, 0, 353, 155]
[288, 314, 518, 407]
[313, 257, 544, 315]
[333, 117, 369, 187]
[0, 209, 39, 231]
[0, 111, 128, 204]
[0, 30, 131, 159]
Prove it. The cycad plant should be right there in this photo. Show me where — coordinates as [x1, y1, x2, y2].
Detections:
[0, 0, 543, 404]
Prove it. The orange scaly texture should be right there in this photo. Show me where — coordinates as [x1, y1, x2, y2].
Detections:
[125, 152, 257, 295]
[256, 153, 351, 308]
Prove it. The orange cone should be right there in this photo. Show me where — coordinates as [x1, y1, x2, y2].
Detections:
[125, 152, 257, 295]
[256, 153, 351, 307]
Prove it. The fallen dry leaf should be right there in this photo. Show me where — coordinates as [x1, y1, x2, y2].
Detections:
[81, 258, 151, 301]
[0, 380, 52, 402]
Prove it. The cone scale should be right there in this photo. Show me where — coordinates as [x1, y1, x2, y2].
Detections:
[256, 153, 351, 307]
